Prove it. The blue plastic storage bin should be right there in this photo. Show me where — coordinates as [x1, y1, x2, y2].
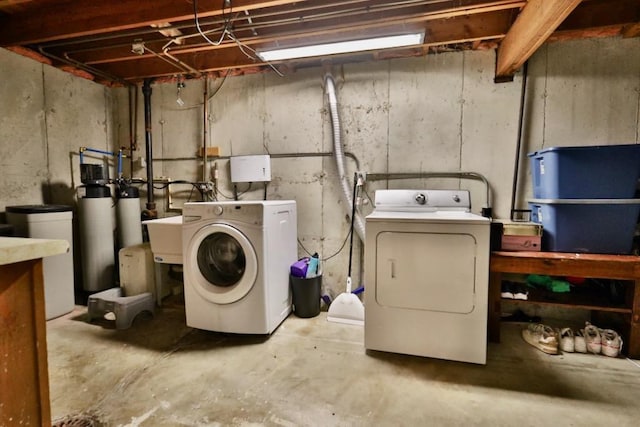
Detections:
[529, 199, 640, 254]
[528, 144, 640, 199]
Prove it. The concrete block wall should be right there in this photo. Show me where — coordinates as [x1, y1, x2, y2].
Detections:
[0, 49, 48, 209]
[0, 48, 114, 212]
[2, 35, 639, 297]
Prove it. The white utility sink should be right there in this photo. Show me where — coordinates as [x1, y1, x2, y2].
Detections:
[142, 216, 183, 264]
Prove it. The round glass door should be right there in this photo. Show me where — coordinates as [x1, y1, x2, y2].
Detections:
[188, 223, 258, 304]
[197, 233, 245, 287]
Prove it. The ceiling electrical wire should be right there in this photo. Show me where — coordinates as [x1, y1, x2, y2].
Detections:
[40, 0, 454, 81]
[225, 31, 284, 77]
[142, 44, 196, 74]
[157, 69, 229, 110]
[42, 0, 502, 82]
[208, 69, 231, 100]
[193, 0, 285, 77]
[193, 0, 230, 46]
[188, 0, 444, 39]
[45, 0, 440, 50]
[226, 31, 255, 60]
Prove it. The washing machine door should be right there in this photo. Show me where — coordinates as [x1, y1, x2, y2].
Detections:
[187, 223, 258, 304]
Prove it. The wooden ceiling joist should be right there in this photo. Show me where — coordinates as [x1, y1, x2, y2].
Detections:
[0, 0, 307, 46]
[1, 0, 638, 84]
[78, 11, 514, 81]
[495, 0, 583, 80]
[61, 6, 518, 67]
[622, 23, 640, 38]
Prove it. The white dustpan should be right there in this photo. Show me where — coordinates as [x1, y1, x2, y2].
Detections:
[327, 277, 364, 326]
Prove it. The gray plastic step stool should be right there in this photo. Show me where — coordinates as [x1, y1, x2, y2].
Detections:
[87, 287, 155, 329]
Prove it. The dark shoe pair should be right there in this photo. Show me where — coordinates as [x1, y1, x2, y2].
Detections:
[500, 281, 528, 300]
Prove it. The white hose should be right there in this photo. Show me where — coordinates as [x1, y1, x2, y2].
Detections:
[324, 74, 365, 242]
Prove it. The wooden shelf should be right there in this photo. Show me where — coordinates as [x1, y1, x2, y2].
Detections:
[488, 251, 640, 359]
[501, 286, 632, 314]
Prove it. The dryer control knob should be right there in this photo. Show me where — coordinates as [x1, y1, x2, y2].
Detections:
[452, 195, 461, 203]
[213, 206, 224, 215]
[415, 193, 426, 205]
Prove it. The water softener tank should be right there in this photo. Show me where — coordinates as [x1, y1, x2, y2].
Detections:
[116, 185, 143, 249]
[79, 182, 115, 292]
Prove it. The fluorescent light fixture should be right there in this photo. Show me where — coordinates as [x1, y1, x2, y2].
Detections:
[257, 32, 424, 61]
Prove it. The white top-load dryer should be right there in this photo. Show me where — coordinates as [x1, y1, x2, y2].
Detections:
[364, 190, 490, 364]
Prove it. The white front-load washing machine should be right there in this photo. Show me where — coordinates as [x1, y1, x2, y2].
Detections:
[365, 190, 490, 364]
[182, 200, 297, 334]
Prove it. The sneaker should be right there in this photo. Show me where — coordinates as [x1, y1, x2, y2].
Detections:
[513, 283, 529, 300]
[574, 329, 587, 353]
[584, 322, 601, 354]
[601, 329, 623, 357]
[501, 282, 514, 299]
[559, 328, 575, 353]
[521, 324, 559, 355]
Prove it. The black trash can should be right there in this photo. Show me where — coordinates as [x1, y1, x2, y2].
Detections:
[290, 274, 322, 318]
[0, 224, 14, 236]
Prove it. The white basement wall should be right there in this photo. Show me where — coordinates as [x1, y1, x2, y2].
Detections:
[1, 36, 639, 295]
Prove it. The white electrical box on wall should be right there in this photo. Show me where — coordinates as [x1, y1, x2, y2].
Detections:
[230, 155, 272, 182]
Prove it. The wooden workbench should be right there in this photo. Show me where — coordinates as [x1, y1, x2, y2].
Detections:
[0, 237, 69, 427]
[488, 251, 640, 359]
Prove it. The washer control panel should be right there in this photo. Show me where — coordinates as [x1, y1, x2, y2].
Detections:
[183, 202, 264, 225]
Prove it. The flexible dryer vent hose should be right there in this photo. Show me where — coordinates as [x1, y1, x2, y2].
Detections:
[324, 74, 366, 242]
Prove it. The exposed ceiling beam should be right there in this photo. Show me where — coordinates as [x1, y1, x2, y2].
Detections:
[0, 0, 31, 6]
[2, 0, 637, 84]
[558, 0, 639, 30]
[495, 0, 582, 80]
[549, 24, 629, 43]
[549, 0, 640, 42]
[0, 0, 307, 46]
[622, 23, 640, 38]
[58, 5, 519, 66]
[65, 11, 515, 82]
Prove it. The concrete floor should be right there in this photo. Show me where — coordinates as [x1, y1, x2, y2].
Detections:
[47, 297, 640, 427]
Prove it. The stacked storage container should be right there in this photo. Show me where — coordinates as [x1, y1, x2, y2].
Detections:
[528, 144, 640, 254]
